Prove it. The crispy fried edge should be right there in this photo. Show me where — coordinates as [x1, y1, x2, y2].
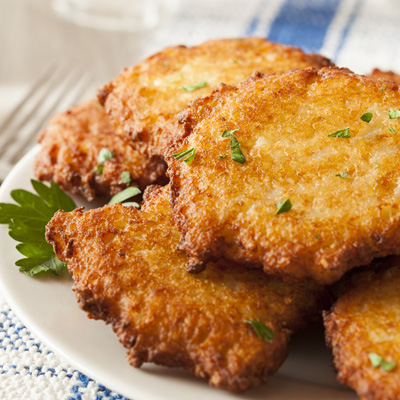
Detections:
[324, 256, 400, 400]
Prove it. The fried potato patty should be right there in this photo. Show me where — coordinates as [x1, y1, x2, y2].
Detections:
[324, 256, 400, 400]
[46, 185, 326, 393]
[370, 68, 400, 84]
[35, 100, 167, 201]
[98, 38, 332, 156]
[168, 67, 400, 284]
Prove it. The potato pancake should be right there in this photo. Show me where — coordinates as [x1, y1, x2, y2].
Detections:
[98, 38, 332, 157]
[35, 100, 167, 201]
[46, 185, 326, 393]
[168, 67, 400, 284]
[370, 68, 400, 84]
[324, 256, 400, 400]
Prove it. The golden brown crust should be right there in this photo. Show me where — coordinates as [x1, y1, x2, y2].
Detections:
[370, 69, 400, 84]
[34, 100, 167, 201]
[99, 38, 333, 157]
[168, 66, 400, 284]
[324, 256, 400, 400]
[46, 185, 326, 393]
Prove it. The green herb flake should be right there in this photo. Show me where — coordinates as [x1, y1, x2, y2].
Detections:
[221, 129, 246, 164]
[275, 199, 292, 215]
[381, 360, 397, 371]
[389, 109, 400, 119]
[374, 162, 379, 168]
[389, 126, 396, 134]
[161, 61, 169, 66]
[361, 112, 373, 123]
[382, 86, 386, 92]
[246, 320, 274, 342]
[315, 234, 321, 239]
[218, 154, 228, 159]
[180, 81, 207, 92]
[98, 148, 115, 164]
[232, 59, 238, 64]
[108, 186, 141, 206]
[0, 180, 76, 276]
[328, 128, 351, 138]
[172, 148, 196, 165]
[119, 171, 132, 185]
[335, 172, 349, 178]
[368, 352, 397, 371]
[369, 353, 383, 367]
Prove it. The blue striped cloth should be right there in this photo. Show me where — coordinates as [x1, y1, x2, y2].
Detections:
[2, 0, 400, 398]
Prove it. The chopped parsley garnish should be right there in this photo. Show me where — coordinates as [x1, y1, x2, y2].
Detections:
[361, 112, 373, 123]
[218, 154, 228, 159]
[161, 61, 169, 66]
[246, 320, 274, 342]
[369, 353, 397, 371]
[389, 126, 396, 134]
[94, 148, 115, 174]
[98, 148, 115, 164]
[275, 199, 292, 215]
[172, 148, 196, 164]
[374, 162, 379, 169]
[108, 186, 141, 207]
[119, 171, 132, 185]
[232, 59, 238, 64]
[335, 172, 349, 178]
[221, 129, 246, 164]
[381, 86, 386, 92]
[180, 81, 207, 92]
[315, 234, 321, 239]
[389, 109, 400, 119]
[328, 128, 350, 138]
[0, 180, 76, 276]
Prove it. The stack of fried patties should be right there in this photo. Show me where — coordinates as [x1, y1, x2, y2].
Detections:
[42, 38, 400, 397]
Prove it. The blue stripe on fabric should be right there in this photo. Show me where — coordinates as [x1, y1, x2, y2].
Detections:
[333, 0, 363, 60]
[267, 0, 342, 53]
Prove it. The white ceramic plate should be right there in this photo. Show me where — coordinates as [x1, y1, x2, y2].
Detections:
[0, 146, 359, 400]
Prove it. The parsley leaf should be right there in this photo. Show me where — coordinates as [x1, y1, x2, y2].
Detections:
[335, 172, 349, 178]
[221, 129, 246, 164]
[218, 154, 228, 159]
[246, 320, 274, 342]
[369, 352, 397, 371]
[381, 360, 397, 372]
[0, 180, 76, 276]
[119, 171, 132, 185]
[361, 112, 373, 123]
[108, 186, 141, 207]
[389, 126, 396, 134]
[172, 148, 196, 164]
[93, 148, 115, 174]
[374, 162, 379, 169]
[98, 148, 115, 164]
[328, 128, 350, 138]
[389, 109, 400, 119]
[180, 81, 207, 92]
[315, 234, 321, 239]
[275, 199, 292, 215]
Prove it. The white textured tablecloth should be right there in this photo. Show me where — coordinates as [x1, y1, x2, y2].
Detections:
[2, 0, 400, 398]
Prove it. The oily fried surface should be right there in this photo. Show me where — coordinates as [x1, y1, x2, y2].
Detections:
[46, 185, 326, 393]
[370, 68, 400, 84]
[35, 100, 167, 201]
[324, 256, 400, 400]
[168, 67, 400, 284]
[98, 38, 333, 156]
